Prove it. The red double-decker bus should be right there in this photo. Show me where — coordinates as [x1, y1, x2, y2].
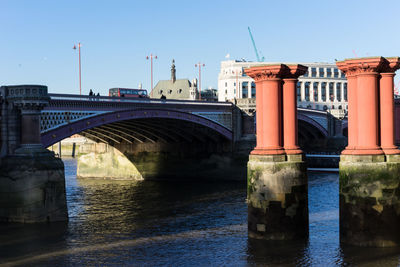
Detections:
[109, 88, 149, 98]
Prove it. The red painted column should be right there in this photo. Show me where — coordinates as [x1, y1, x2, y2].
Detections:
[356, 70, 382, 154]
[380, 72, 399, 154]
[379, 57, 400, 154]
[336, 62, 357, 154]
[282, 65, 308, 154]
[245, 65, 286, 155]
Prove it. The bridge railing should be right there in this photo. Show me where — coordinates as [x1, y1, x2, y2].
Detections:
[48, 93, 234, 107]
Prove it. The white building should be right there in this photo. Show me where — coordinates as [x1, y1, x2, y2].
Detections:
[218, 60, 348, 111]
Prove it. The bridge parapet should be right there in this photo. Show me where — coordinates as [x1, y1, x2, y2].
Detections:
[42, 94, 236, 136]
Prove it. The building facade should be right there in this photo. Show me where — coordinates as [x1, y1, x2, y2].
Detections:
[201, 87, 218, 102]
[152, 59, 199, 100]
[218, 60, 348, 112]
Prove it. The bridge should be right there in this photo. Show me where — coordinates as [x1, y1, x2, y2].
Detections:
[39, 93, 341, 149]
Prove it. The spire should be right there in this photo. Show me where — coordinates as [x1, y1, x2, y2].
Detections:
[171, 59, 176, 83]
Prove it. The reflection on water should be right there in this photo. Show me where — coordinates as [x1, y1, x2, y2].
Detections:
[1, 159, 400, 266]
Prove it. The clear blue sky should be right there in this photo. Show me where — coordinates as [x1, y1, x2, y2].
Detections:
[1, 0, 400, 95]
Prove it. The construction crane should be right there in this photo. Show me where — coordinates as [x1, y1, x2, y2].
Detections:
[248, 27, 265, 62]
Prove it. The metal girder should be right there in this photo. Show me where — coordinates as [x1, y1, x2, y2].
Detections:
[130, 119, 194, 143]
[96, 126, 133, 144]
[113, 121, 167, 143]
[107, 123, 156, 143]
[80, 132, 109, 144]
[85, 129, 120, 144]
[100, 124, 144, 143]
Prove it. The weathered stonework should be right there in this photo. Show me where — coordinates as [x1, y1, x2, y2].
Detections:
[77, 144, 143, 180]
[76, 142, 249, 181]
[340, 154, 400, 247]
[247, 154, 308, 240]
[0, 153, 68, 223]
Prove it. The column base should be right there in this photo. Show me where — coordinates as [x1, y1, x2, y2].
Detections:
[339, 154, 400, 247]
[284, 146, 303, 155]
[251, 147, 286, 155]
[341, 146, 355, 155]
[247, 154, 308, 240]
[381, 146, 400, 155]
[0, 153, 68, 223]
[351, 147, 384, 155]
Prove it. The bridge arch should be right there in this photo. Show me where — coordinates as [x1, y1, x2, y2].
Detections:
[297, 113, 328, 138]
[41, 109, 233, 147]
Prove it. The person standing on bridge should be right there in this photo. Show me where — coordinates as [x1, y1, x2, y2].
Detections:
[89, 89, 94, 100]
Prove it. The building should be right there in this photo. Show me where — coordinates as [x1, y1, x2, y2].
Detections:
[151, 59, 198, 100]
[218, 60, 348, 112]
[201, 87, 218, 102]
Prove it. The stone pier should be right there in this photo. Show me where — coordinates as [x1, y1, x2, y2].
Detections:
[337, 57, 400, 247]
[245, 64, 309, 240]
[0, 85, 68, 223]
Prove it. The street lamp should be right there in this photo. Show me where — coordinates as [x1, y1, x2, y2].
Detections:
[73, 43, 82, 95]
[195, 62, 205, 100]
[146, 54, 157, 97]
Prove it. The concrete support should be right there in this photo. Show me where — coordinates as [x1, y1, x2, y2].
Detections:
[340, 154, 400, 247]
[247, 154, 308, 240]
[0, 85, 68, 223]
[337, 57, 400, 247]
[245, 64, 308, 240]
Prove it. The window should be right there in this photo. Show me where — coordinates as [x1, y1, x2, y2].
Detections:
[242, 87, 248, 98]
[322, 82, 326, 101]
[311, 68, 317, 77]
[336, 83, 341, 101]
[334, 69, 339, 78]
[297, 82, 301, 101]
[313, 82, 318, 101]
[225, 82, 227, 87]
[159, 90, 163, 94]
[305, 82, 310, 101]
[251, 82, 256, 98]
[329, 83, 334, 101]
[327, 68, 332, 77]
[178, 89, 182, 94]
[168, 89, 172, 94]
[242, 82, 248, 98]
[344, 83, 348, 101]
[319, 68, 324, 77]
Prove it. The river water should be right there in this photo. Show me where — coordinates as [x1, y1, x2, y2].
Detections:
[1, 158, 400, 266]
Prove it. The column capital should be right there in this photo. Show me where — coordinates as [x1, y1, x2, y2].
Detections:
[245, 64, 287, 82]
[284, 64, 308, 79]
[380, 57, 400, 73]
[245, 64, 307, 82]
[336, 57, 397, 76]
